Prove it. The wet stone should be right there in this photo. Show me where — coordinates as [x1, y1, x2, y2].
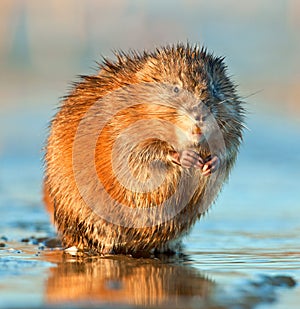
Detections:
[260, 275, 297, 288]
[42, 237, 62, 249]
[21, 236, 39, 245]
[6, 248, 23, 254]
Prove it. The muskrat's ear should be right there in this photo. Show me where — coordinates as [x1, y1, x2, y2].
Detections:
[206, 55, 237, 101]
[208, 73, 226, 101]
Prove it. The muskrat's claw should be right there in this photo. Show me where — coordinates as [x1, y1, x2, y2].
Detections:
[202, 155, 220, 176]
[171, 150, 204, 169]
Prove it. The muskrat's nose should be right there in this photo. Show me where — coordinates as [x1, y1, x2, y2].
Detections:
[192, 125, 202, 135]
[192, 102, 208, 123]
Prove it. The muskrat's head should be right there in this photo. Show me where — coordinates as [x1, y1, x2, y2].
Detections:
[100, 43, 245, 153]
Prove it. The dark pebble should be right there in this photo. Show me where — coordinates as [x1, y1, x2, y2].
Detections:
[43, 237, 62, 248]
[21, 237, 39, 245]
[273, 275, 297, 287]
[260, 275, 297, 288]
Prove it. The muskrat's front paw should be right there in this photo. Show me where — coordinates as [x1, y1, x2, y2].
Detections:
[172, 150, 204, 169]
[202, 155, 220, 176]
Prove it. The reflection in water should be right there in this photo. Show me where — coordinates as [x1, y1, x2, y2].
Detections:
[45, 253, 214, 308]
[0, 242, 296, 309]
[43, 251, 296, 309]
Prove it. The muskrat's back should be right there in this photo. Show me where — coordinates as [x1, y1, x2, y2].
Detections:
[44, 44, 245, 255]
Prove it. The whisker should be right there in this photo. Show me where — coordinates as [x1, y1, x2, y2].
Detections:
[240, 89, 263, 100]
[217, 96, 239, 105]
[217, 90, 261, 106]
[215, 112, 249, 133]
[217, 98, 229, 105]
[231, 118, 250, 131]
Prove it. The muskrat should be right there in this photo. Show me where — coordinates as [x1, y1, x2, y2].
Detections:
[44, 43, 245, 255]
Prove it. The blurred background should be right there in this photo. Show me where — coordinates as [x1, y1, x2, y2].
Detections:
[0, 1, 300, 308]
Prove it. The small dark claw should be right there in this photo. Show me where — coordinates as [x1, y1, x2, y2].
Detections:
[202, 155, 220, 176]
[180, 150, 204, 169]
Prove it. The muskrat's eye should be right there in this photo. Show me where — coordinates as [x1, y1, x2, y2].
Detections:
[173, 86, 180, 93]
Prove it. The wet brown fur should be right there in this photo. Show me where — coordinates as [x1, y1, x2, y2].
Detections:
[44, 43, 245, 254]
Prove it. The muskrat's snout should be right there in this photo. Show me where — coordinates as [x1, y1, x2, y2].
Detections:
[189, 101, 211, 143]
[191, 101, 210, 124]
